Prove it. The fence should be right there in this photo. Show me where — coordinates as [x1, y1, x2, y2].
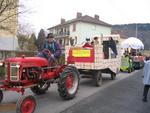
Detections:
[0, 50, 37, 60]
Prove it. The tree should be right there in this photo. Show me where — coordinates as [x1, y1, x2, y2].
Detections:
[0, 0, 19, 23]
[36, 29, 46, 51]
[0, 0, 31, 32]
[26, 33, 37, 51]
[17, 33, 28, 50]
[0, 0, 21, 33]
[17, 23, 35, 51]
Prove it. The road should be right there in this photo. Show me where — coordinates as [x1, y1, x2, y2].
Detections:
[0, 70, 140, 113]
[61, 70, 150, 113]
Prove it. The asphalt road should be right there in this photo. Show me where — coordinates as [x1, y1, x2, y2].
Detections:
[0, 70, 141, 113]
[61, 70, 150, 113]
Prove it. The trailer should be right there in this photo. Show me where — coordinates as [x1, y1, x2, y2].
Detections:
[66, 34, 121, 86]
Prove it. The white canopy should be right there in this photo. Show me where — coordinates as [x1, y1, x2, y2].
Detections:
[121, 37, 144, 49]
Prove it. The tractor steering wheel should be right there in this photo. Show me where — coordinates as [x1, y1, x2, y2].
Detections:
[42, 49, 51, 57]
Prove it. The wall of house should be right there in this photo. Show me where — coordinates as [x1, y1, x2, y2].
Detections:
[0, 0, 18, 50]
[69, 22, 111, 45]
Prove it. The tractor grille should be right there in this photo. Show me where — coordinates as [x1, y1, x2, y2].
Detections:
[10, 63, 20, 81]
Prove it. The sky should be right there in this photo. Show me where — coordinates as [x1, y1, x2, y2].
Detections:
[20, 0, 150, 34]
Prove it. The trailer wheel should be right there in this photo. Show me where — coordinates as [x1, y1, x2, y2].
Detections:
[131, 67, 134, 72]
[111, 73, 116, 80]
[128, 68, 131, 73]
[0, 90, 3, 103]
[30, 81, 50, 95]
[16, 95, 36, 113]
[58, 67, 79, 100]
[94, 71, 102, 87]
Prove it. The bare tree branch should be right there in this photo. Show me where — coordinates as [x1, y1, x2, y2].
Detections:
[0, 0, 20, 22]
[0, 0, 34, 34]
[0, 0, 5, 10]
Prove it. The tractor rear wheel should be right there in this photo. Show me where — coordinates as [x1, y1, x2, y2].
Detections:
[30, 81, 50, 95]
[93, 71, 102, 87]
[58, 66, 79, 100]
[0, 90, 3, 103]
[16, 95, 36, 113]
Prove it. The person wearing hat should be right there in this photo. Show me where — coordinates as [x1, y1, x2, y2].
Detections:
[38, 33, 61, 65]
[82, 38, 93, 48]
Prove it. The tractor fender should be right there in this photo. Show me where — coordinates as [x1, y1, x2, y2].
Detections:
[60, 66, 80, 79]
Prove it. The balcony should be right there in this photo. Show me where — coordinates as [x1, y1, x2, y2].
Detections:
[54, 31, 70, 38]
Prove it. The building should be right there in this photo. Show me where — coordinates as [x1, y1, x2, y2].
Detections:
[0, 0, 19, 51]
[48, 12, 112, 47]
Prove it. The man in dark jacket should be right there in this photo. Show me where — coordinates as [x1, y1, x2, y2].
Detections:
[38, 33, 61, 65]
[108, 37, 118, 56]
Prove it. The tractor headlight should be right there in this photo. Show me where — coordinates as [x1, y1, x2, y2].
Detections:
[0, 62, 3, 66]
[16, 64, 20, 68]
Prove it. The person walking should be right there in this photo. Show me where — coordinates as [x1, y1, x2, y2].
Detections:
[143, 57, 150, 102]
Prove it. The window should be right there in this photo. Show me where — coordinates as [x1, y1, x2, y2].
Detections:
[72, 23, 76, 32]
[65, 38, 69, 45]
[59, 39, 63, 46]
[69, 37, 75, 46]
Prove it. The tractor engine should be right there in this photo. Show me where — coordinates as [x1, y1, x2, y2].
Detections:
[28, 67, 40, 80]
[22, 67, 41, 81]
[1, 56, 48, 83]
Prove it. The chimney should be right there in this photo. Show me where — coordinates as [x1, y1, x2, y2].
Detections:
[76, 12, 82, 18]
[94, 14, 99, 20]
[61, 18, 66, 24]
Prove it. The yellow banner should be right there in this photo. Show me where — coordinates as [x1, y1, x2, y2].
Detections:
[72, 49, 91, 57]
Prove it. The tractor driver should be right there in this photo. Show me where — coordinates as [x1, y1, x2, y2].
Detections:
[38, 33, 61, 65]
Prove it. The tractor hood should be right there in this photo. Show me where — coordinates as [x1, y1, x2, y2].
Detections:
[5, 56, 48, 67]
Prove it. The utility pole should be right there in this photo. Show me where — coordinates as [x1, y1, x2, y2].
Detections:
[135, 23, 138, 38]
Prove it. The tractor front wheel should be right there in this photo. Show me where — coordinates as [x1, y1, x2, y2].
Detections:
[58, 67, 79, 100]
[30, 81, 50, 95]
[16, 95, 36, 113]
[0, 90, 3, 103]
[93, 71, 102, 87]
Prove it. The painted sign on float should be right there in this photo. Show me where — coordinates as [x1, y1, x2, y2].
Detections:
[68, 48, 94, 63]
[72, 50, 91, 57]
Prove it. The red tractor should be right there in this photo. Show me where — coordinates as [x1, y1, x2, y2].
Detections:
[0, 55, 79, 113]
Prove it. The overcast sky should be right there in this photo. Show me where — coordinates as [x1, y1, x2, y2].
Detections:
[21, 0, 150, 33]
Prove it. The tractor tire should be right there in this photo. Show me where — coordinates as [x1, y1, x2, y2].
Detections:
[30, 81, 50, 95]
[111, 73, 116, 80]
[128, 68, 131, 73]
[58, 66, 79, 100]
[0, 90, 3, 103]
[131, 67, 134, 72]
[120, 69, 123, 72]
[16, 95, 36, 113]
[93, 71, 102, 87]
